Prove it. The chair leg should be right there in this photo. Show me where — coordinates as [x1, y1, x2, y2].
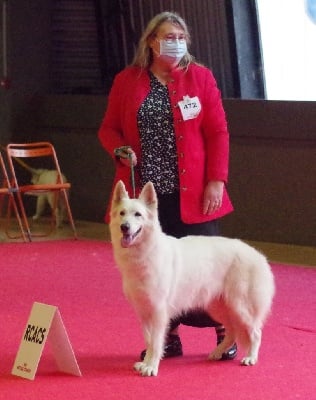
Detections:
[61, 189, 78, 239]
[5, 194, 30, 242]
[14, 191, 32, 241]
[6, 189, 76, 241]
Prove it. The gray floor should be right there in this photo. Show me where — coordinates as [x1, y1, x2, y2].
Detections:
[1, 218, 315, 267]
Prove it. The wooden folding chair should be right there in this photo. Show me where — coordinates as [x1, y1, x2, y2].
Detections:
[6, 142, 78, 241]
[0, 152, 27, 241]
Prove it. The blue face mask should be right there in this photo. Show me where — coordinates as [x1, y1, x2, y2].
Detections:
[159, 39, 187, 61]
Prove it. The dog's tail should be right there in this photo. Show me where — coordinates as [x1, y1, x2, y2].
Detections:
[11, 157, 38, 175]
[0, 144, 38, 175]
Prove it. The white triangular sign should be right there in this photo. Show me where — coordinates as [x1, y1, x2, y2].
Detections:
[12, 302, 82, 380]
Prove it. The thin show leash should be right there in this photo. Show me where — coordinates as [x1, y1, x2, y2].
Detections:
[114, 146, 136, 198]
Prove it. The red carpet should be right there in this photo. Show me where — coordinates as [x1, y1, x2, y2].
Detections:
[0, 240, 315, 399]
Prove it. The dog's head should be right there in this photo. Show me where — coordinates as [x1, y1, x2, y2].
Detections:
[110, 180, 159, 248]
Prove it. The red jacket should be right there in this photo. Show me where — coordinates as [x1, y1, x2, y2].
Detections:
[98, 63, 233, 223]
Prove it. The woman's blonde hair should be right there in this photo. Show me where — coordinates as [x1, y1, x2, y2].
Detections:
[132, 11, 194, 69]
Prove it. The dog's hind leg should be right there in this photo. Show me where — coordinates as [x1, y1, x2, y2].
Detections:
[207, 302, 236, 361]
[47, 193, 63, 228]
[241, 326, 262, 366]
[208, 328, 235, 361]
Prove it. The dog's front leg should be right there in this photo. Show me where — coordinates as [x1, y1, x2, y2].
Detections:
[33, 195, 46, 221]
[134, 310, 168, 377]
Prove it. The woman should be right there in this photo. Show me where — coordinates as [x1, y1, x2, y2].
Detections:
[98, 11, 237, 360]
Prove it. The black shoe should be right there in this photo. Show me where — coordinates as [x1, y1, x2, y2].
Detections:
[140, 334, 183, 361]
[217, 337, 238, 360]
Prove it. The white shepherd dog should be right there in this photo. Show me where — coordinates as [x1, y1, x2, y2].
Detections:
[110, 180, 275, 377]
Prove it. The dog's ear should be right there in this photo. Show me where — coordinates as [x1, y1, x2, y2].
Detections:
[112, 180, 129, 203]
[139, 182, 157, 209]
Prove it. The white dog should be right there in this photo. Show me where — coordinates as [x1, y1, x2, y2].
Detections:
[10, 155, 68, 228]
[110, 180, 275, 377]
[30, 168, 68, 228]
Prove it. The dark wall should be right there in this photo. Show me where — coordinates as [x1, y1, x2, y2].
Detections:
[221, 100, 316, 246]
[0, 0, 52, 140]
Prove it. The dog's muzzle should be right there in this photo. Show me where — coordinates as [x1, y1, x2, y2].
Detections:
[120, 222, 141, 247]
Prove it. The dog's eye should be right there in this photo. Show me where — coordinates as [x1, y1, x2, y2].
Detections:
[135, 212, 142, 217]
[120, 210, 125, 216]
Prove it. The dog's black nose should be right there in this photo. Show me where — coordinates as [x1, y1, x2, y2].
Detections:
[120, 222, 130, 233]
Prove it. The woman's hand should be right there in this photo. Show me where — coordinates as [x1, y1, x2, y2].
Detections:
[115, 147, 137, 167]
[202, 181, 224, 215]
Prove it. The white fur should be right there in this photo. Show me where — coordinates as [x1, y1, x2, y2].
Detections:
[30, 168, 67, 228]
[110, 181, 275, 377]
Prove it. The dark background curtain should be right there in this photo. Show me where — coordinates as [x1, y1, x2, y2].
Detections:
[51, 0, 265, 98]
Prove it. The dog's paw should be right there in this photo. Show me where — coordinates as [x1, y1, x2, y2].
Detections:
[241, 356, 257, 366]
[208, 349, 223, 361]
[134, 361, 158, 377]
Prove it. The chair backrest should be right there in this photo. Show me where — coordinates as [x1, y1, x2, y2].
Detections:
[7, 143, 54, 158]
[6, 142, 66, 186]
